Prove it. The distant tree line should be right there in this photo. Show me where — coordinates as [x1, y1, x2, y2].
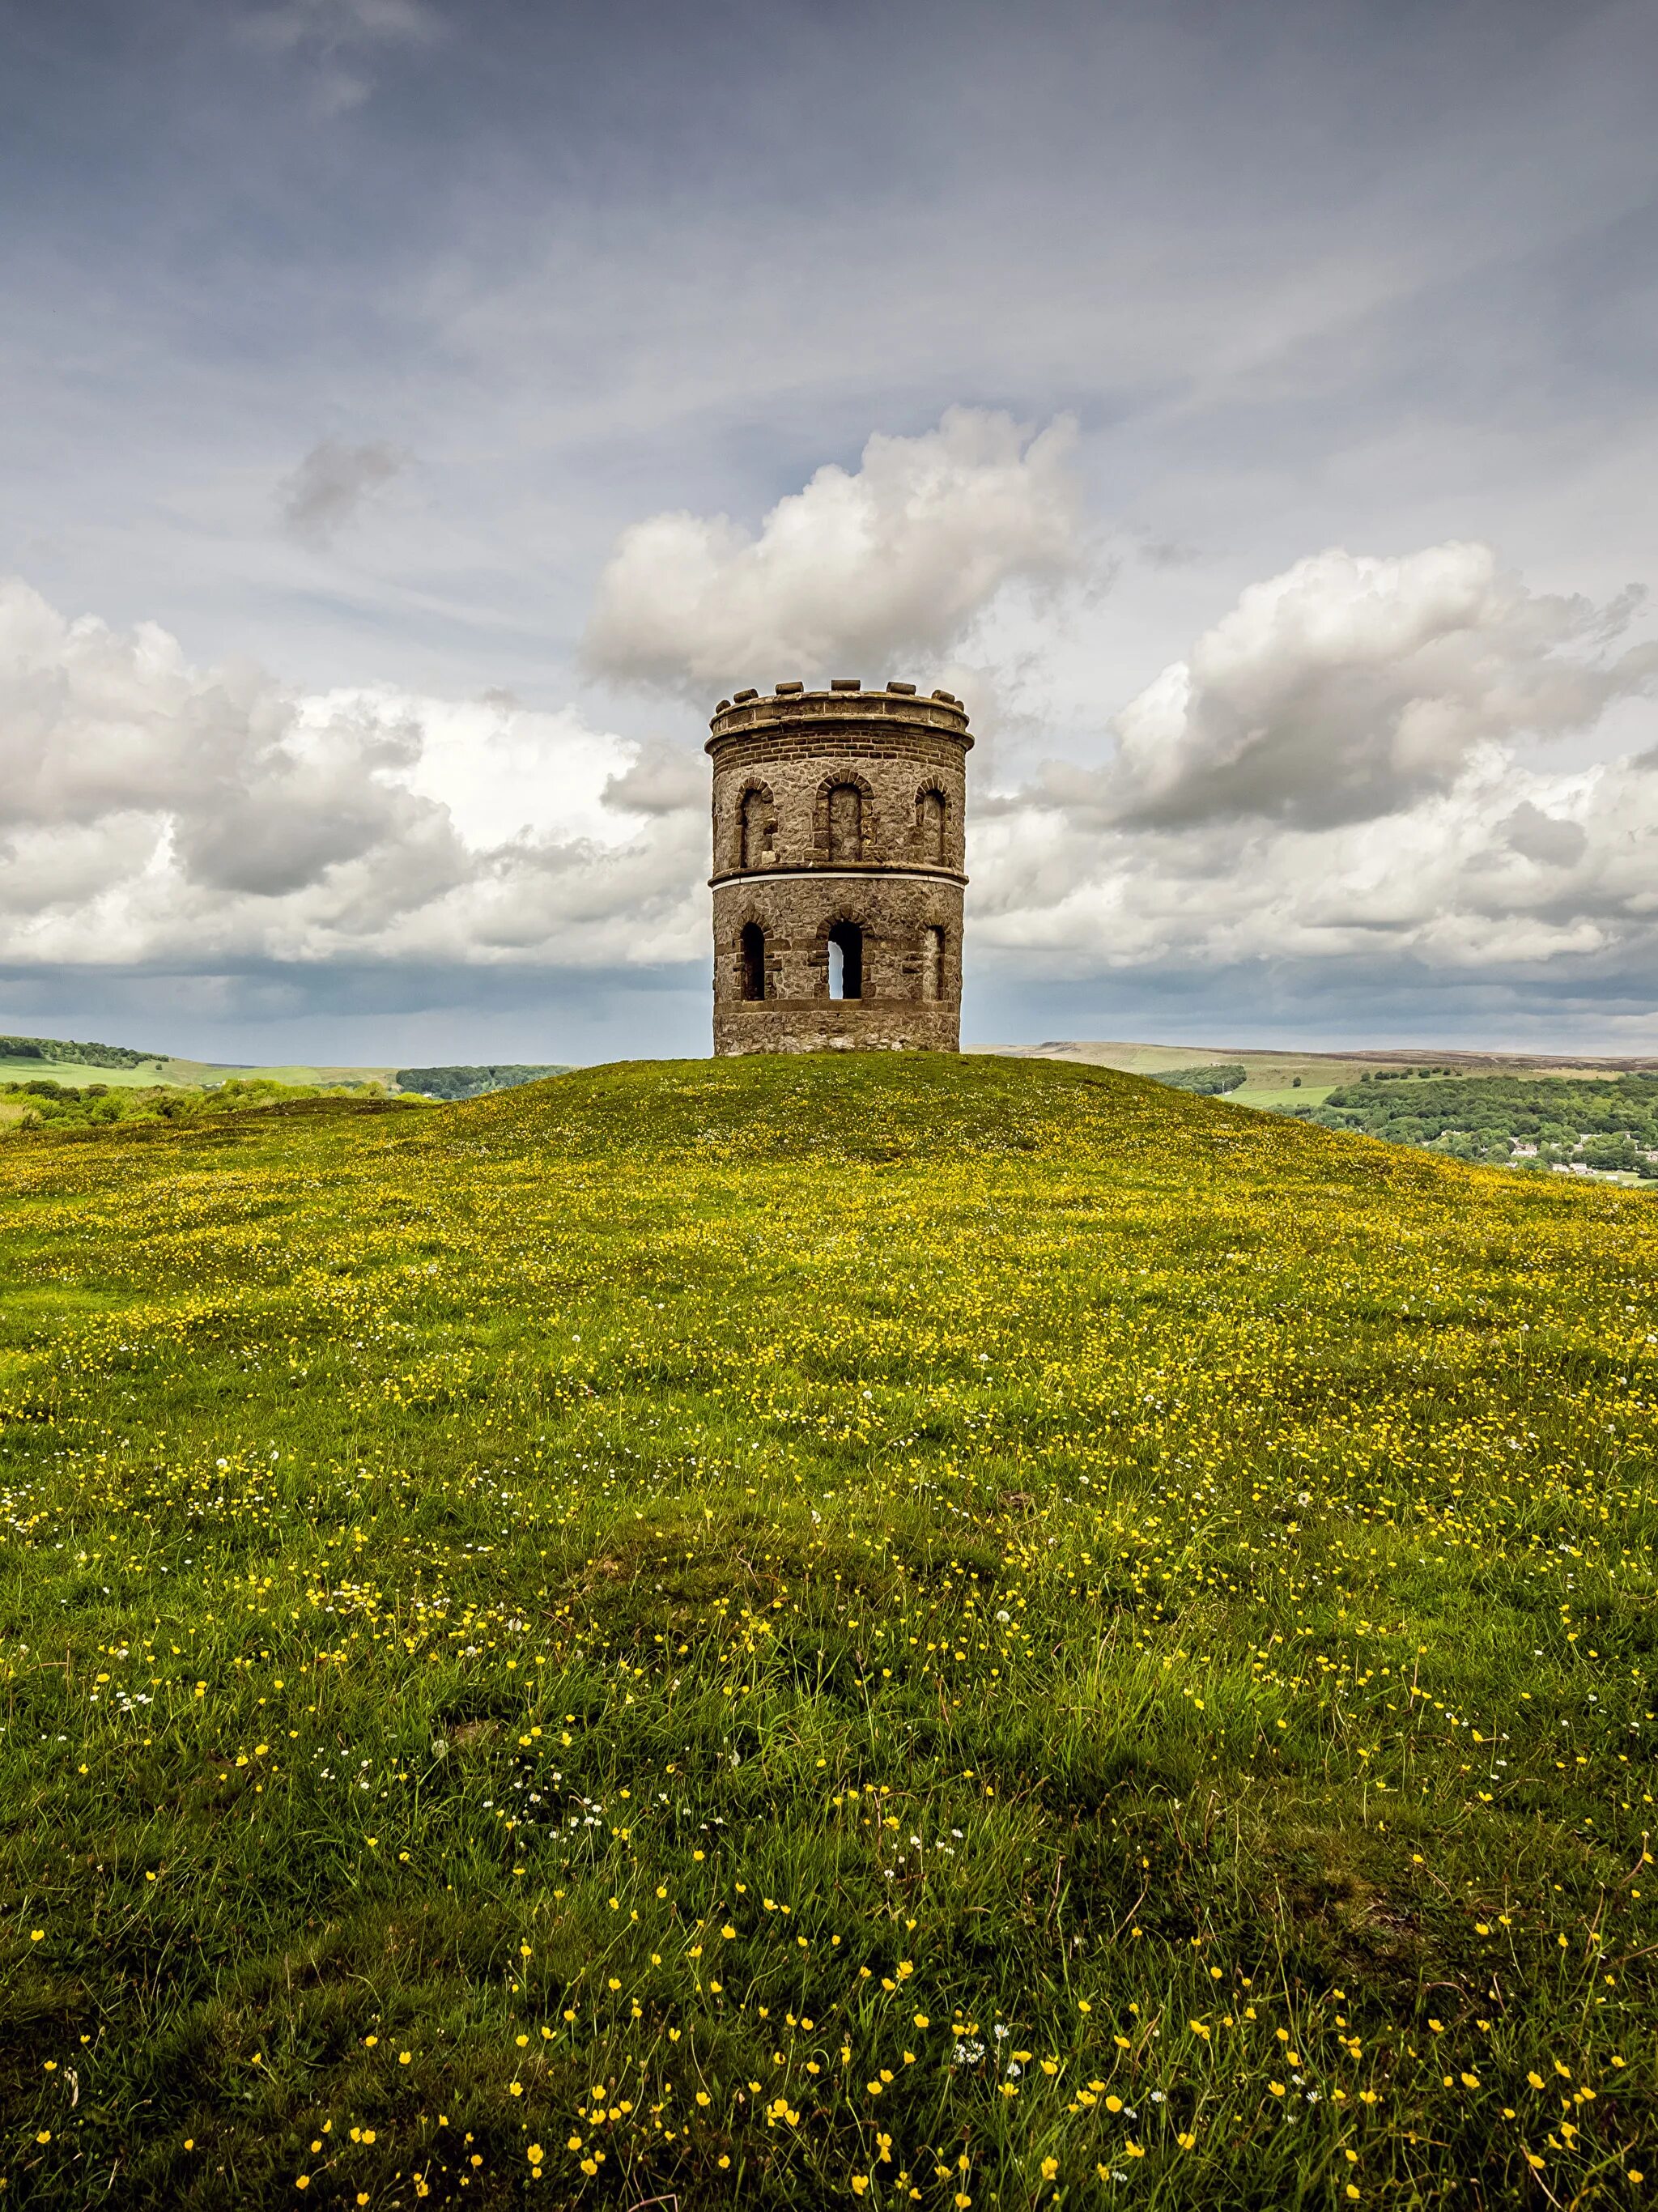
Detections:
[394, 1066, 569, 1101]
[1278, 1072, 1658, 1177]
[0, 1034, 159, 1070]
[1153, 1063, 1248, 1095]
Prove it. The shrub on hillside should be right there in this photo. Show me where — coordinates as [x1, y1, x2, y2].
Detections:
[394, 1063, 569, 1100]
[0, 1075, 393, 1134]
[1154, 1061, 1248, 1094]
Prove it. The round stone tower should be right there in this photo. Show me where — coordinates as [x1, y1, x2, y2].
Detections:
[708, 678, 971, 1054]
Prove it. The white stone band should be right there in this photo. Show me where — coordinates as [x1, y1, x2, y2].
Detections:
[711, 866, 968, 888]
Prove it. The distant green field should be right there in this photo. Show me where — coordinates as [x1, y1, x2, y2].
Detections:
[1239, 1083, 1341, 1111]
[157, 1057, 401, 1090]
[0, 1056, 1652, 2208]
[0, 1052, 399, 1092]
[0, 1037, 574, 1104]
[0, 1054, 176, 1091]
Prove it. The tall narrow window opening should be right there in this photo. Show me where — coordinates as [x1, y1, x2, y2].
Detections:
[739, 922, 767, 1002]
[827, 783, 864, 862]
[741, 787, 776, 869]
[916, 787, 946, 865]
[921, 925, 945, 1002]
[827, 921, 863, 1000]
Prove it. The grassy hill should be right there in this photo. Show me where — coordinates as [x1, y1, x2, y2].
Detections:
[0, 1056, 1652, 2207]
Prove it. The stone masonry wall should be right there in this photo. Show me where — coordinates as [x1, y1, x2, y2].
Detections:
[708, 683, 971, 1055]
[711, 871, 965, 1054]
[710, 730, 967, 878]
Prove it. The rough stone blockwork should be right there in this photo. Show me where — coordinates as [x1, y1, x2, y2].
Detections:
[707, 683, 971, 1054]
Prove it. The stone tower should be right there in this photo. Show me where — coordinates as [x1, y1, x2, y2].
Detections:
[708, 678, 971, 1054]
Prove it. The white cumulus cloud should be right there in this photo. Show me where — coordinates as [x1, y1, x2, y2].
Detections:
[581, 407, 1086, 696]
[1061, 542, 1658, 830]
[0, 577, 703, 972]
[970, 541, 1658, 984]
[6, 527, 1657, 1027]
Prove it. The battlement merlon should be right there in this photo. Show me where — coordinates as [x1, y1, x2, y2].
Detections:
[707, 683, 972, 754]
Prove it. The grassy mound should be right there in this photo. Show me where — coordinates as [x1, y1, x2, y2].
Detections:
[0, 1056, 1652, 2208]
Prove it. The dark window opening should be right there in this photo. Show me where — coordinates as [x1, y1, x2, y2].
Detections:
[827, 783, 864, 862]
[741, 787, 776, 869]
[827, 921, 863, 1001]
[740, 922, 767, 1002]
[921, 925, 945, 1002]
[916, 787, 946, 865]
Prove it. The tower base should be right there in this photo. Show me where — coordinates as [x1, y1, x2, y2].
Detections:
[714, 999, 960, 1055]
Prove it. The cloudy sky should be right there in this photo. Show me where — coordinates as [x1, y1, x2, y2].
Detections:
[3, 0, 1656, 1064]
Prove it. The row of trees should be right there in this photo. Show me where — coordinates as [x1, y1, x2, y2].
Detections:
[0, 1034, 159, 1070]
[1153, 1062, 1248, 1095]
[393, 1065, 568, 1100]
[1281, 1074, 1658, 1177]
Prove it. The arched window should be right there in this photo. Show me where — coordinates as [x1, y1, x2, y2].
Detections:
[916, 787, 946, 865]
[827, 783, 864, 863]
[827, 921, 862, 1001]
[739, 922, 767, 1002]
[741, 786, 776, 869]
[921, 925, 945, 1002]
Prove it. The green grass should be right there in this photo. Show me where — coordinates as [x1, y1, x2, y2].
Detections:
[0, 1055, 1653, 2210]
[0, 1056, 179, 1091]
[1232, 1086, 1339, 1112]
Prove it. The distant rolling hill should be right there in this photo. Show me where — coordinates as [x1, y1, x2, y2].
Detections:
[980, 1037, 1658, 1111]
[0, 1033, 568, 1106]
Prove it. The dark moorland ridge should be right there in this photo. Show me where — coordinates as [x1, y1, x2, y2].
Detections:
[1022, 1042, 1658, 1071]
[0, 1052, 1651, 2209]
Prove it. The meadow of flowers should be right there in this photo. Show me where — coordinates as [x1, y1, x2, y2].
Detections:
[0, 1053, 1652, 2209]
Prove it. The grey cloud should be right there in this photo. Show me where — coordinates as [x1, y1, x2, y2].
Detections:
[601, 742, 707, 817]
[278, 439, 409, 547]
[0, 578, 281, 826]
[0, 956, 712, 1072]
[1497, 802, 1589, 870]
[243, 0, 444, 113]
[0, 820, 160, 917]
[246, 0, 441, 49]
[171, 696, 437, 897]
[176, 775, 439, 898]
[973, 737, 1658, 983]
